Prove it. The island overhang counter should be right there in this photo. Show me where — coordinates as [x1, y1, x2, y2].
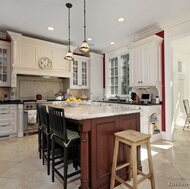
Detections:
[45, 103, 141, 189]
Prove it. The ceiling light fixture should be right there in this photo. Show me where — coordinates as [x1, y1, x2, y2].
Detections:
[80, 0, 90, 53]
[64, 3, 74, 61]
[118, 17, 125, 22]
[48, 27, 54, 31]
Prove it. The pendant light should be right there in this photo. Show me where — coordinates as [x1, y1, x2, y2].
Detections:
[64, 3, 74, 61]
[80, 0, 90, 53]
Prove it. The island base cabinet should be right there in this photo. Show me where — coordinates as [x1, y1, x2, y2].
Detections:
[90, 113, 140, 189]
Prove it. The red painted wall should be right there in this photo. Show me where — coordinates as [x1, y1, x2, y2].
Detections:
[156, 31, 166, 132]
[103, 54, 105, 88]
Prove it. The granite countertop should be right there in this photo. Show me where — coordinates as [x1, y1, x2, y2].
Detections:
[0, 99, 64, 104]
[97, 100, 162, 106]
[0, 100, 23, 104]
[46, 103, 141, 120]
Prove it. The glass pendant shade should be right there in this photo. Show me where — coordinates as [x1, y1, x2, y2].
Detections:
[80, 40, 90, 53]
[64, 51, 74, 61]
[65, 3, 74, 61]
[80, 0, 90, 53]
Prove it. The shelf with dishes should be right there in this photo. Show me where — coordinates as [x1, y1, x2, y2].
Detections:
[149, 113, 160, 135]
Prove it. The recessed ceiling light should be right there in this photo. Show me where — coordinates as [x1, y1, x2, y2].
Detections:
[118, 17, 125, 22]
[48, 27, 54, 31]
[87, 38, 92, 41]
[110, 42, 114, 45]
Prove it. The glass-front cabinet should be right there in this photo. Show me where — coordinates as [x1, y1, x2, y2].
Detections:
[70, 55, 89, 89]
[0, 41, 11, 87]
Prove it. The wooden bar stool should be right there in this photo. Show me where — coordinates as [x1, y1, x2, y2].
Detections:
[110, 130, 155, 189]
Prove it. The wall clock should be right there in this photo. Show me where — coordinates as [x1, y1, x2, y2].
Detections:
[38, 57, 52, 69]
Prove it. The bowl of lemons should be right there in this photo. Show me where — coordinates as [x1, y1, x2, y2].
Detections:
[66, 97, 82, 107]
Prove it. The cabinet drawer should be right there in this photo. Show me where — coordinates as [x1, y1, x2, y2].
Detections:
[0, 110, 16, 121]
[0, 122, 16, 135]
[0, 105, 16, 110]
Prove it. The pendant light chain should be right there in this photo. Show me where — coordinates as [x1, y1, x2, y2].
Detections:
[68, 5, 71, 52]
[80, 0, 90, 53]
[64, 3, 74, 61]
[83, 0, 86, 41]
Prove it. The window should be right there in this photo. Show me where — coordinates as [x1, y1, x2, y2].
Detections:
[109, 53, 131, 96]
[121, 54, 130, 95]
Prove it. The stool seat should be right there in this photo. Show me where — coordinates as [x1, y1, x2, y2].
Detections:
[115, 130, 151, 143]
[110, 130, 155, 189]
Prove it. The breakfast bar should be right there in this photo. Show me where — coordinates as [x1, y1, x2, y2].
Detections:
[46, 103, 141, 189]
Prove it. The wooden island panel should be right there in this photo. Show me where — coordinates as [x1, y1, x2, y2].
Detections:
[90, 113, 140, 189]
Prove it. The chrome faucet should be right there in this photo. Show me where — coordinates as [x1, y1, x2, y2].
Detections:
[115, 95, 120, 101]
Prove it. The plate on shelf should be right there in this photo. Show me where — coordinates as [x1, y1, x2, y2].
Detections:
[38, 57, 52, 69]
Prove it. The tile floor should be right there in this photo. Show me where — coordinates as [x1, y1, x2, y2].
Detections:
[0, 126, 190, 189]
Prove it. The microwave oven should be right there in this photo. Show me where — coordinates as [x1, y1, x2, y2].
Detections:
[141, 94, 152, 103]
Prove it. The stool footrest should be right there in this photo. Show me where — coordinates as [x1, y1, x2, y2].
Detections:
[137, 172, 152, 184]
[115, 175, 133, 189]
[115, 172, 152, 188]
[137, 170, 147, 176]
[116, 162, 130, 171]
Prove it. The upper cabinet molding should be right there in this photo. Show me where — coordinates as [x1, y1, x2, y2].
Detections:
[7, 31, 22, 41]
[8, 31, 72, 80]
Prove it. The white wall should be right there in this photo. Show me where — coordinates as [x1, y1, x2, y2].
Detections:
[172, 45, 189, 126]
[161, 15, 190, 140]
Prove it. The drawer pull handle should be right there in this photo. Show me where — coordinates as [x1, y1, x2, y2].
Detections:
[0, 123, 11, 127]
[1, 107, 11, 110]
[0, 111, 10, 114]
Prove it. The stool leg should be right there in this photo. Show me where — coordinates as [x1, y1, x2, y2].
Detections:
[47, 135, 50, 175]
[128, 146, 132, 181]
[131, 144, 137, 189]
[147, 141, 156, 189]
[110, 137, 119, 189]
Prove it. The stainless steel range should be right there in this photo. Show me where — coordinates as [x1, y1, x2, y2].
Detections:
[23, 101, 38, 134]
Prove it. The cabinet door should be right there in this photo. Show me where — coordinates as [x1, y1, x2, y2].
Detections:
[129, 47, 140, 86]
[0, 42, 11, 86]
[90, 55, 103, 101]
[141, 42, 151, 85]
[70, 56, 89, 89]
[129, 35, 162, 87]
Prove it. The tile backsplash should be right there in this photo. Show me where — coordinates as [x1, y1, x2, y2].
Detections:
[9, 75, 90, 100]
[16, 76, 66, 100]
[0, 87, 10, 100]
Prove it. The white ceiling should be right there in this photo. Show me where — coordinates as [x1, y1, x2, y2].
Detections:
[1, 0, 190, 53]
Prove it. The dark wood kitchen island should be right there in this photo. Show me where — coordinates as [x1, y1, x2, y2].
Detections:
[46, 103, 141, 189]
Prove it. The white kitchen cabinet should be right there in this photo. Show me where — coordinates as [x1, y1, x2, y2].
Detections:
[8, 31, 71, 80]
[129, 35, 163, 87]
[133, 105, 162, 142]
[70, 55, 89, 89]
[89, 53, 103, 101]
[0, 41, 11, 87]
[0, 105, 17, 137]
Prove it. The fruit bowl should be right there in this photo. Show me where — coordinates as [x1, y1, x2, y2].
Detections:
[66, 101, 79, 107]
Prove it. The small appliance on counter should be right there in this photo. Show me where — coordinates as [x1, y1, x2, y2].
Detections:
[131, 92, 140, 103]
[141, 93, 152, 104]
